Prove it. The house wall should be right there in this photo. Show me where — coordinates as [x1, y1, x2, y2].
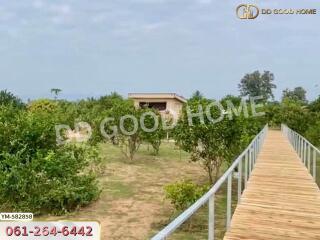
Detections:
[131, 98, 184, 122]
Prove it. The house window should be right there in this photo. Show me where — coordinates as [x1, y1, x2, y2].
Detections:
[139, 102, 167, 111]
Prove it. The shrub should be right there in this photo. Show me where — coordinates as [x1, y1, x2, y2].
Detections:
[280, 99, 312, 135]
[27, 99, 58, 113]
[164, 180, 208, 211]
[306, 120, 320, 147]
[0, 90, 25, 109]
[0, 145, 101, 215]
[0, 106, 59, 158]
[0, 105, 101, 215]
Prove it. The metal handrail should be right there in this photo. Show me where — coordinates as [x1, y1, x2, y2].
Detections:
[152, 124, 268, 240]
[281, 124, 320, 180]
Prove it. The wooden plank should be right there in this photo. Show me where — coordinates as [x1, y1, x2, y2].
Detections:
[224, 130, 320, 240]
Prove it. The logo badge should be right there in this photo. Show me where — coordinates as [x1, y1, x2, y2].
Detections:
[236, 4, 259, 19]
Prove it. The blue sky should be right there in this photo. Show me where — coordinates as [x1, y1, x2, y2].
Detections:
[0, 0, 319, 101]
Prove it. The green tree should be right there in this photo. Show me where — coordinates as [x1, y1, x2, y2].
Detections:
[173, 96, 258, 184]
[309, 95, 320, 112]
[239, 71, 276, 100]
[306, 121, 320, 147]
[305, 96, 320, 146]
[0, 90, 25, 109]
[264, 101, 282, 128]
[140, 109, 166, 155]
[101, 100, 143, 161]
[0, 105, 101, 214]
[190, 90, 204, 101]
[280, 98, 311, 134]
[282, 87, 307, 104]
[97, 92, 123, 109]
[66, 92, 124, 145]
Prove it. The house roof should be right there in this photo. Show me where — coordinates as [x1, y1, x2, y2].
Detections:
[128, 93, 187, 103]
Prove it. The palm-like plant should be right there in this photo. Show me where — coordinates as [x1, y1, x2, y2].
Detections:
[50, 88, 62, 100]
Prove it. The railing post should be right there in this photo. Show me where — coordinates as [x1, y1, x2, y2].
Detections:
[244, 152, 248, 188]
[298, 136, 301, 157]
[300, 137, 302, 158]
[308, 145, 311, 172]
[254, 142, 256, 163]
[302, 139, 304, 161]
[238, 160, 242, 203]
[253, 142, 255, 163]
[302, 138, 304, 160]
[208, 194, 215, 240]
[304, 141, 307, 165]
[226, 174, 232, 230]
[313, 150, 317, 181]
[249, 148, 252, 175]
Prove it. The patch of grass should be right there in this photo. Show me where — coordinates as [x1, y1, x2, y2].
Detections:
[41, 140, 224, 239]
[139, 142, 190, 161]
[105, 180, 135, 199]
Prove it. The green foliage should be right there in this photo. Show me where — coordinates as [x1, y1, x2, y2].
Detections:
[264, 96, 319, 147]
[0, 145, 100, 214]
[264, 102, 282, 128]
[221, 95, 265, 162]
[97, 92, 123, 109]
[309, 96, 320, 113]
[140, 109, 166, 155]
[0, 104, 101, 215]
[100, 99, 143, 161]
[0, 105, 64, 157]
[27, 99, 58, 113]
[190, 90, 204, 101]
[0, 90, 25, 109]
[306, 121, 320, 147]
[264, 98, 314, 133]
[74, 93, 124, 144]
[98, 98, 167, 159]
[280, 99, 312, 134]
[173, 96, 263, 184]
[306, 96, 320, 146]
[282, 87, 307, 104]
[164, 180, 208, 211]
[239, 70, 276, 100]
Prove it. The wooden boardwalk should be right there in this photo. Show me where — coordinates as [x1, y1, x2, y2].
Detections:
[224, 130, 320, 240]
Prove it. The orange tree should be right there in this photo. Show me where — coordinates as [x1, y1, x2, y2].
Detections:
[0, 103, 100, 215]
[173, 95, 263, 184]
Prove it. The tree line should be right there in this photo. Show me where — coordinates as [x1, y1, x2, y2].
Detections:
[0, 70, 319, 214]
